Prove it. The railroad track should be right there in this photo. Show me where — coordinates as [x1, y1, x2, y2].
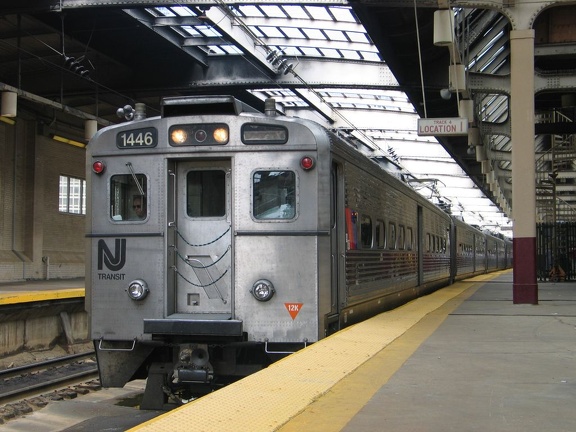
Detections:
[0, 351, 99, 405]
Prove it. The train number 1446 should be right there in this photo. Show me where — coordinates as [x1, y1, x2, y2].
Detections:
[116, 127, 158, 149]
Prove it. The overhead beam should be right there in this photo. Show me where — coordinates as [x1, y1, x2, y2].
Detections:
[204, 6, 277, 75]
[184, 57, 399, 89]
[0, 81, 112, 126]
[55, 0, 350, 10]
[123, 9, 208, 67]
[53, 0, 527, 10]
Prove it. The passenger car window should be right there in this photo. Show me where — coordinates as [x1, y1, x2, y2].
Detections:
[398, 225, 405, 250]
[110, 174, 147, 221]
[376, 219, 386, 249]
[253, 170, 296, 220]
[389, 222, 397, 250]
[187, 170, 226, 217]
[360, 215, 373, 248]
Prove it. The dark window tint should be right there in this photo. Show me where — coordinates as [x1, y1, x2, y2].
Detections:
[187, 170, 226, 217]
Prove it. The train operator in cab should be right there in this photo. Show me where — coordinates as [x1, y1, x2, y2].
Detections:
[133, 195, 146, 219]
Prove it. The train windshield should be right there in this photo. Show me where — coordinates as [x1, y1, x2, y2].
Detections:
[110, 174, 148, 221]
[253, 170, 296, 220]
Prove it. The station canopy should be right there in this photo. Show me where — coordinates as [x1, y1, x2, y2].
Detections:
[0, 2, 516, 236]
[138, 3, 511, 234]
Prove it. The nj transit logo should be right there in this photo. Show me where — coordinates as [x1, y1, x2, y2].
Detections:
[97, 239, 126, 271]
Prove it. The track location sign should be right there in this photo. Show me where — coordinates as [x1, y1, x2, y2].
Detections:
[417, 118, 468, 136]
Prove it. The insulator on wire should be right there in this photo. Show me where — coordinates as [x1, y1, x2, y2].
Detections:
[63, 55, 90, 77]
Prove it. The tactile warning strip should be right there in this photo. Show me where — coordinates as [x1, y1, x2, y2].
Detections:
[130, 280, 482, 432]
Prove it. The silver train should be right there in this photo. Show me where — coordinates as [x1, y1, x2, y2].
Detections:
[86, 96, 512, 409]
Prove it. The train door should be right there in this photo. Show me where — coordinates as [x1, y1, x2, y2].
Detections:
[171, 160, 232, 315]
[327, 162, 344, 334]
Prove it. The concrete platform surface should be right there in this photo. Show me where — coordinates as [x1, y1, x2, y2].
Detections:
[338, 273, 576, 432]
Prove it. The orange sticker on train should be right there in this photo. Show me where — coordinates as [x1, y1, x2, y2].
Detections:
[284, 303, 303, 320]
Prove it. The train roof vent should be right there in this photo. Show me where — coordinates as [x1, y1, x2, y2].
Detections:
[161, 96, 260, 117]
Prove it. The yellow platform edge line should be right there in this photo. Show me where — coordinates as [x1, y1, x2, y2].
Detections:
[277, 273, 499, 431]
[130, 272, 505, 432]
[0, 288, 85, 305]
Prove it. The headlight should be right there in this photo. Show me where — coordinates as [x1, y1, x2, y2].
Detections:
[127, 279, 149, 301]
[251, 279, 275, 302]
[170, 128, 188, 144]
[213, 127, 229, 143]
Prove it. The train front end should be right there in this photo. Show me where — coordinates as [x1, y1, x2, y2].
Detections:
[86, 97, 331, 408]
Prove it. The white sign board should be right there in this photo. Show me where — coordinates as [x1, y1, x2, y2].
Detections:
[417, 118, 468, 136]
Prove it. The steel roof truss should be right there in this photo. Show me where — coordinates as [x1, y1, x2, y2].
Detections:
[123, 9, 208, 67]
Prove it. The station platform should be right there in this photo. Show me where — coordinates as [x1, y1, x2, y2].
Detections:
[131, 270, 576, 432]
[0, 278, 84, 305]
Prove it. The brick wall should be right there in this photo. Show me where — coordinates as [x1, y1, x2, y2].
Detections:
[0, 119, 86, 281]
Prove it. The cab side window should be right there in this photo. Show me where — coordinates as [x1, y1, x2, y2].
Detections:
[253, 170, 296, 220]
[110, 174, 148, 221]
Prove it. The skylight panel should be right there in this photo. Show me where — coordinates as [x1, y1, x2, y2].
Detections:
[347, 32, 370, 44]
[236, 5, 264, 18]
[181, 26, 201, 37]
[300, 47, 322, 56]
[302, 28, 326, 40]
[334, 102, 357, 109]
[319, 48, 342, 58]
[322, 90, 345, 98]
[154, 7, 176, 17]
[328, 7, 358, 23]
[281, 27, 306, 39]
[260, 5, 287, 18]
[258, 26, 284, 38]
[282, 100, 309, 107]
[263, 89, 295, 98]
[206, 45, 226, 55]
[361, 52, 382, 61]
[324, 30, 348, 42]
[281, 5, 310, 19]
[196, 26, 222, 38]
[341, 50, 362, 60]
[281, 46, 303, 56]
[248, 26, 265, 38]
[304, 6, 332, 21]
[171, 6, 195, 17]
[145, 8, 162, 18]
[221, 45, 243, 55]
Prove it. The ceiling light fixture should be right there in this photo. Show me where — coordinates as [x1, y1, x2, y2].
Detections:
[0, 116, 16, 125]
[50, 134, 86, 148]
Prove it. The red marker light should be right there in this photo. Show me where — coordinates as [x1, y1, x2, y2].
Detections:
[92, 160, 105, 174]
[300, 156, 315, 170]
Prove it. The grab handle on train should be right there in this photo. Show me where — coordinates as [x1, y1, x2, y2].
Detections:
[98, 338, 137, 352]
[168, 170, 176, 227]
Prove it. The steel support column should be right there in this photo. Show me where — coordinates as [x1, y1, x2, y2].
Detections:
[511, 29, 538, 304]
